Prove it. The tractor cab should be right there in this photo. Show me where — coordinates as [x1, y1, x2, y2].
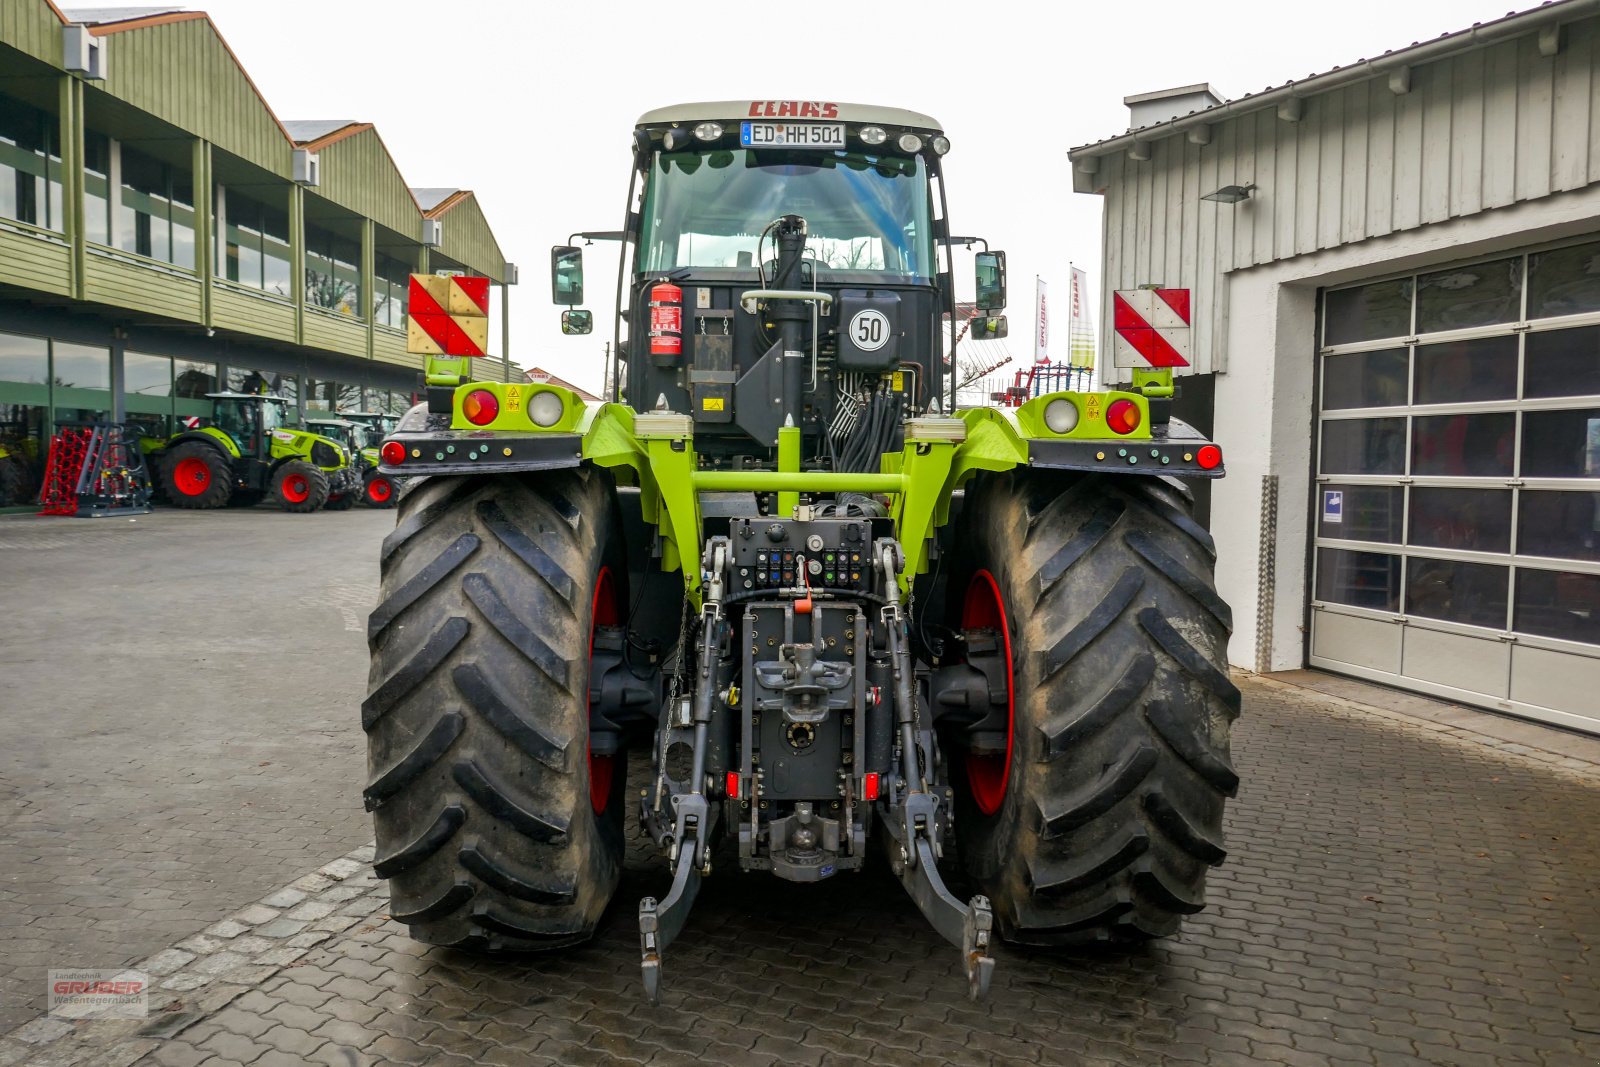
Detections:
[550, 101, 1009, 469]
[304, 415, 366, 462]
[209, 391, 284, 458]
[339, 411, 399, 442]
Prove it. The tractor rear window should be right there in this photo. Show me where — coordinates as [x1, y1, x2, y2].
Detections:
[641, 148, 934, 280]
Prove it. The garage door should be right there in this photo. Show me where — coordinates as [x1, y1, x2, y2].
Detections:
[1310, 237, 1600, 735]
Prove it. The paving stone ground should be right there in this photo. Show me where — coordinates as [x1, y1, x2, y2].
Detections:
[3, 506, 1599, 1066]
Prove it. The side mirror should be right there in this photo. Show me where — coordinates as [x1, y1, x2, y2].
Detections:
[975, 250, 1007, 312]
[551, 245, 584, 306]
[971, 314, 1008, 340]
[561, 309, 594, 336]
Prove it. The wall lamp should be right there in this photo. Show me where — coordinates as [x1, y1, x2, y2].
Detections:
[1201, 182, 1256, 204]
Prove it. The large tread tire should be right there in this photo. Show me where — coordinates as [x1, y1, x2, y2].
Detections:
[364, 470, 628, 951]
[273, 460, 329, 513]
[162, 443, 233, 509]
[951, 470, 1239, 946]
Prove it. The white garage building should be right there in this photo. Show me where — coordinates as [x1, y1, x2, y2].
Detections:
[1069, 0, 1600, 734]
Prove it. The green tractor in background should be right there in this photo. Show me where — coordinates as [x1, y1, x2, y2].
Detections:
[142, 392, 358, 512]
[338, 411, 402, 509]
[302, 415, 370, 511]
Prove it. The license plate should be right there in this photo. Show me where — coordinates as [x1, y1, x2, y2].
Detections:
[740, 121, 845, 148]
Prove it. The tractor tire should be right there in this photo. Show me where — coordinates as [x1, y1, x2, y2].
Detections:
[0, 457, 28, 507]
[363, 469, 629, 951]
[273, 460, 329, 513]
[362, 470, 398, 509]
[951, 470, 1239, 946]
[162, 443, 233, 509]
[324, 489, 358, 511]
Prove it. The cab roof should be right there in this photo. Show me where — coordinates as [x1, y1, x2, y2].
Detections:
[637, 100, 942, 133]
[206, 391, 286, 402]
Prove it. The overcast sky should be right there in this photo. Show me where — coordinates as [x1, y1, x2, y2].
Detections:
[188, 0, 1521, 393]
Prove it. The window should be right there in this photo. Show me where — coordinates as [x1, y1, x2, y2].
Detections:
[1414, 336, 1517, 405]
[123, 352, 173, 397]
[1528, 240, 1600, 320]
[51, 342, 110, 390]
[1406, 558, 1508, 629]
[1525, 326, 1600, 399]
[173, 360, 216, 398]
[641, 148, 935, 279]
[0, 95, 63, 231]
[306, 225, 362, 317]
[1321, 348, 1407, 409]
[84, 133, 111, 245]
[1415, 257, 1521, 333]
[1315, 548, 1401, 611]
[226, 366, 293, 398]
[1323, 278, 1412, 346]
[0, 332, 49, 385]
[116, 143, 195, 268]
[304, 378, 362, 411]
[216, 187, 291, 296]
[1319, 418, 1406, 476]
[373, 253, 412, 327]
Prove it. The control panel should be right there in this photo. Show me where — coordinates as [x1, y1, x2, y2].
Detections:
[730, 518, 873, 592]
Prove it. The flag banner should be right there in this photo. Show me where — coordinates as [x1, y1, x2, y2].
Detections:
[1069, 267, 1096, 370]
[1034, 277, 1049, 363]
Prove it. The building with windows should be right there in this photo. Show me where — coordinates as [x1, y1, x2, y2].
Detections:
[1069, 0, 1600, 734]
[0, 2, 519, 502]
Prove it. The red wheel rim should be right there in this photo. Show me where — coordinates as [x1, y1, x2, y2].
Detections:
[173, 456, 210, 496]
[366, 477, 393, 503]
[587, 566, 620, 814]
[962, 570, 1014, 816]
[281, 474, 310, 504]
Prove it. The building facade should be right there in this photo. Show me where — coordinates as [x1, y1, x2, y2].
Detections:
[1070, 0, 1600, 734]
[0, 2, 519, 501]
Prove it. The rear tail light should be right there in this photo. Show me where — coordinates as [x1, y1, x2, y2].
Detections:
[462, 389, 499, 425]
[380, 441, 406, 465]
[725, 771, 739, 799]
[1197, 444, 1222, 470]
[863, 772, 880, 801]
[1105, 398, 1142, 435]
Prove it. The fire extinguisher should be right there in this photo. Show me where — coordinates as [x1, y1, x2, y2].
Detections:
[648, 281, 682, 361]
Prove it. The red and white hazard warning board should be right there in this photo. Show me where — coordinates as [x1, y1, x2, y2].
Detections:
[407, 274, 491, 356]
[1112, 288, 1190, 368]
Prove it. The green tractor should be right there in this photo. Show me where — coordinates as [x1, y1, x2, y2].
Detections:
[144, 392, 358, 512]
[301, 415, 371, 511]
[365, 101, 1236, 1002]
[337, 411, 403, 509]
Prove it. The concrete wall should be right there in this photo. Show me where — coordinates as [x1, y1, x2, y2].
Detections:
[1212, 183, 1600, 672]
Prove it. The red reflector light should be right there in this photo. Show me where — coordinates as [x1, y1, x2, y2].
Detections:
[725, 771, 739, 799]
[863, 772, 880, 801]
[1197, 444, 1222, 470]
[1105, 398, 1142, 435]
[380, 441, 406, 465]
[462, 389, 499, 425]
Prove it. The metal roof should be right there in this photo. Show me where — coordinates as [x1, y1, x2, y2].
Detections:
[283, 119, 360, 145]
[60, 6, 183, 23]
[636, 100, 943, 132]
[1069, 0, 1598, 159]
[409, 187, 460, 213]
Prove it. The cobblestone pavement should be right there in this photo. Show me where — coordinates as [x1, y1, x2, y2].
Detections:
[4, 675, 1598, 1066]
[0, 508, 382, 1033]
[3, 509, 1599, 1065]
